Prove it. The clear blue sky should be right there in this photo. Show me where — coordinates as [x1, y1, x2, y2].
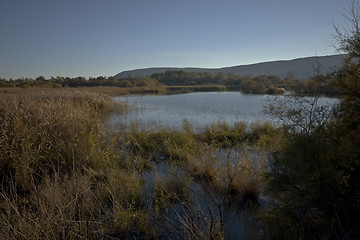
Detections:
[0, 0, 350, 79]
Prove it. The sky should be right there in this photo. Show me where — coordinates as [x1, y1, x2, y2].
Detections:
[0, 0, 352, 79]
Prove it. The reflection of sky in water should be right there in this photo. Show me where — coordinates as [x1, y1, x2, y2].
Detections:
[108, 92, 339, 130]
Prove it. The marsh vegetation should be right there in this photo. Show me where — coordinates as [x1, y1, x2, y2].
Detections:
[0, 75, 358, 239]
[1, 3, 360, 239]
[0, 87, 285, 239]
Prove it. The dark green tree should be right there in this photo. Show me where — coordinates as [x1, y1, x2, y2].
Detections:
[264, 2, 360, 239]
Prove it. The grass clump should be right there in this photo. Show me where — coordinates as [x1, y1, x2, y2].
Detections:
[199, 121, 282, 149]
[153, 169, 191, 213]
[0, 89, 112, 191]
[123, 124, 201, 163]
[0, 88, 152, 239]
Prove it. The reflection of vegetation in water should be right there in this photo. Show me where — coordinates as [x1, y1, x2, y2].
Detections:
[118, 120, 283, 238]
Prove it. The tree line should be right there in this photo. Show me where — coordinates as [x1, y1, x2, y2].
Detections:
[151, 70, 342, 95]
[0, 71, 342, 95]
[0, 75, 161, 88]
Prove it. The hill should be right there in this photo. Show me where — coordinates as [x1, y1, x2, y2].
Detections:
[115, 54, 346, 80]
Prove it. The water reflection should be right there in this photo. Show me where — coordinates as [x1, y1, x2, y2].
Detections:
[109, 92, 339, 130]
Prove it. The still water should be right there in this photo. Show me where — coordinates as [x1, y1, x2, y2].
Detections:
[110, 92, 338, 129]
[108, 92, 339, 238]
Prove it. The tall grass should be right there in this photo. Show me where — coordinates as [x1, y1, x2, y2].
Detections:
[0, 88, 285, 239]
[0, 88, 152, 239]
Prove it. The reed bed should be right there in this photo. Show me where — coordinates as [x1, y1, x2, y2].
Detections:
[0, 87, 284, 239]
[0, 88, 153, 239]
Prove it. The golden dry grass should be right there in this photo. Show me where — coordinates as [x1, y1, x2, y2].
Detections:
[0, 87, 284, 239]
[0, 88, 152, 239]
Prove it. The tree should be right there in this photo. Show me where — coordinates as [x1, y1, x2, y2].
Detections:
[263, 2, 360, 239]
[241, 79, 266, 93]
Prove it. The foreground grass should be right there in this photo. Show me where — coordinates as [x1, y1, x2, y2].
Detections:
[0, 88, 154, 239]
[0, 88, 284, 239]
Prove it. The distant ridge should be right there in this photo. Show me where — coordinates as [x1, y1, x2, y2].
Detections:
[115, 54, 346, 80]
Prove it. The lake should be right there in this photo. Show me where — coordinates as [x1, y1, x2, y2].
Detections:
[107, 91, 340, 238]
[109, 92, 339, 129]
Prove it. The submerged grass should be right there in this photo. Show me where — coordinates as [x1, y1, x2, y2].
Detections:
[0, 87, 285, 239]
[118, 120, 284, 238]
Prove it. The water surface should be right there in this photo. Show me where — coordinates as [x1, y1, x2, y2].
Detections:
[109, 92, 338, 129]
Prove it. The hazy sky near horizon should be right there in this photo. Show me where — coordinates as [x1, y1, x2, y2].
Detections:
[0, 0, 351, 79]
